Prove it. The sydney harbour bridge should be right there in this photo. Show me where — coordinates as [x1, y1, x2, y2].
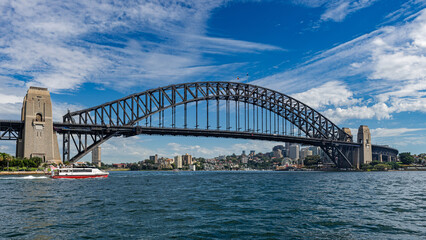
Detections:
[0, 82, 398, 169]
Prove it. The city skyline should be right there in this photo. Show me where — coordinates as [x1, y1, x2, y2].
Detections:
[1, 1, 425, 163]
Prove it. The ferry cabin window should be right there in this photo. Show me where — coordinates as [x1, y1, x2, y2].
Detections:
[73, 169, 92, 172]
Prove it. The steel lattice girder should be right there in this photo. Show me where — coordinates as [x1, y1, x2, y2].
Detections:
[0, 120, 22, 140]
[61, 82, 354, 165]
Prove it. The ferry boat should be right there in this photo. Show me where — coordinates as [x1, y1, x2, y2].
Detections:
[51, 167, 109, 179]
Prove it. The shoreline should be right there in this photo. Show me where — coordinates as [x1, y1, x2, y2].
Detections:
[0, 171, 46, 175]
[1, 168, 425, 175]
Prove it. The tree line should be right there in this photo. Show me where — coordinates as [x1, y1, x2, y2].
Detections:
[0, 152, 43, 171]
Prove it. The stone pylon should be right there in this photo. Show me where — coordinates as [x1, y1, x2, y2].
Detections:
[354, 125, 372, 168]
[16, 87, 61, 164]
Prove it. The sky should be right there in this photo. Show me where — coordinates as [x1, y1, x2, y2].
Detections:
[0, 0, 426, 163]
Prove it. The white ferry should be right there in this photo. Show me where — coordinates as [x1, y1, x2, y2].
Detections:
[51, 167, 109, 179]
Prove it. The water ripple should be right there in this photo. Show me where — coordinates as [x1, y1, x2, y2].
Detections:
[0, 171, 425, 239]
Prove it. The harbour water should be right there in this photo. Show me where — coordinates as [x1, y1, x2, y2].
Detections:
[0, 171, 425, 239]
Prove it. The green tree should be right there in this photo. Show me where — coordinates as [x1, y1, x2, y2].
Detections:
[304, 155, 321, 166]
[129, 164, 140, 171]
[373, 163, 390, 171]
[370, 160, 381, 166]
[388, 162, 400, 170]
[399, 152, 414, 165]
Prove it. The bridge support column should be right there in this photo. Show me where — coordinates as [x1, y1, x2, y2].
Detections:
[92, 146, 101, 167]
[354, 125, 372, 167]
[379, 154, 383, 162]
[16, 87, 61, 164]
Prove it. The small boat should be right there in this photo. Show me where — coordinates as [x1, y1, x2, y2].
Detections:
[51, 167, 109, 179]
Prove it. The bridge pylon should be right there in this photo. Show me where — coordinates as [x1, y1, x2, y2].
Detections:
[16, 87, 61, 164]
[354, 125, 372, 168]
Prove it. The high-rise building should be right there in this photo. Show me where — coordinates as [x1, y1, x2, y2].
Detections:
[249, 150, 255, 156]
[182, 153, 192, 165]
[150, 154, 158, 164]
[241, 151, 248, 164]
[300, 148, 313, 160]
[174, 155, 182, 169]
[273, 149, 283, 158]
[273, 145, 285, 158]
[285, 143, 291, 156]
[273, 145, 285, 152]
[289, 144, 300, 160]
[309, 146, 321, 156]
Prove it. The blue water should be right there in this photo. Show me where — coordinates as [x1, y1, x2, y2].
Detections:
[0, 171, 425, 239]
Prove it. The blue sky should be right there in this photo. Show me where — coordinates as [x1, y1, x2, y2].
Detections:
[1, 0, 425, 163]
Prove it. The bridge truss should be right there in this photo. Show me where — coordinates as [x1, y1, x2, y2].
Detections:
[61, 82, 357, 167]
[0, 120, 22, 140]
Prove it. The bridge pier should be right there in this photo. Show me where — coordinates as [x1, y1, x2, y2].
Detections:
[16, 87, 61, 164]
[92, 146, 101, 167]
[353, 125, 373, 168]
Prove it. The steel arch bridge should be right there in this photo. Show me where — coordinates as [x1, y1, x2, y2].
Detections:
[57, 81, 360, 167]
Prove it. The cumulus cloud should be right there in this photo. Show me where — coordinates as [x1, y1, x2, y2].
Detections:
[292, 81, 358, 109]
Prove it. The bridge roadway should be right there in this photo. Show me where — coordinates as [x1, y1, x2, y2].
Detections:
[1, 120, 398, 156]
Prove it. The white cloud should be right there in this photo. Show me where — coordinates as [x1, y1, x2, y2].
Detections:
[321, 0, 378, 22]
[0, 0, 281, 93]
[254, 7, 426, 123]
[0, 102, 21, 119]
[292, 81, 358, 109]
[323, 103, 393, 123]
[370, 127, 426, 137]
[0, 94, 21, 104]
[292, 0, 378, 22]
[51, 101, 86, 122]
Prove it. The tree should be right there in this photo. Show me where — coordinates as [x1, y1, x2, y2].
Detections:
[304, 155, 321, 166]
[129, 164, 140, 171]
[399, 152, 414, 165]
[388, 162, 400, 170]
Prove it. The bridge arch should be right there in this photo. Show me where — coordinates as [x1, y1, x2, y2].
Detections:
[62, 82, 354, 166]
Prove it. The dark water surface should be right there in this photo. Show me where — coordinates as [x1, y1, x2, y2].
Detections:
[0, 171, 425, 239]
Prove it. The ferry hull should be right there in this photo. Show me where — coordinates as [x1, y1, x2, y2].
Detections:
[51, 174, 108, 179]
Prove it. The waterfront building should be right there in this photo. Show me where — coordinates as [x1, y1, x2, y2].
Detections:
[300, 148, 313, 160]
[182, 153, 192, 165]
[112, 163, 126, 168]
[241, 154, 248, 164]
[309, 146, 321, 156]
[174, 155, 182, 169]
[165, 158, 174, 168]
[289, 144, 300, 160]
[273, 145, 285, 152]
[273, 149, 283, 158]
[189, 164, 196, 171]
[150, 154, 158, 164]
[285, 143, 291, 157]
